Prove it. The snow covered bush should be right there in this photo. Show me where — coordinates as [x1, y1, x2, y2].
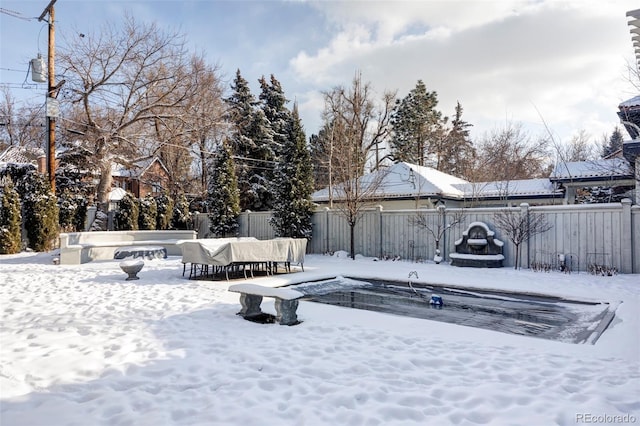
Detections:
[0, 180, 22, 254]
[170, 193, 191, 230]
[17, 171, 59, 251]
[115, 193, 139, 231]
[138, 194, 158, 230]
[155, 193, 174, 230]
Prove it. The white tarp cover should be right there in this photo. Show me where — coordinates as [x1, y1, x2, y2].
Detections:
[178, 238, 307, 266]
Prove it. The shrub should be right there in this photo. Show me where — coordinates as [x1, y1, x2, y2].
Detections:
[0, 180, 22, 254]
[138, 194, 157, 230]
[18, 172, 59, 251]
[171, 193, 191, 230]
[155, 193, 174, 230]
[115, 193, 139, 230]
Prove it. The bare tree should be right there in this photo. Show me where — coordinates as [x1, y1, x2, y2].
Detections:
[0, 88, 45, 151]
[321, 72, 393, 259]
[410, 205, 464, 263]
[58, 14, 200, 208]
[493, 207, 552, 269]
[472, 122, 551, 182]
[150, 55, 227, 199]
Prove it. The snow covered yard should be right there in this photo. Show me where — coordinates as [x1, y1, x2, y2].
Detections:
[1, 252, 639, 426]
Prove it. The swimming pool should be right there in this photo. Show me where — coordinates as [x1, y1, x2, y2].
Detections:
[292, 277, 617, 344]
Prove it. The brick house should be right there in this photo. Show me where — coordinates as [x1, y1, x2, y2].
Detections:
[111, 156, 170, 198]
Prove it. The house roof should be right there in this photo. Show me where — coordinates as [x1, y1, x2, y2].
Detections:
[619, 95, 640, 108]
[0, 146, 44, 166]
[312, 157, 632, 205]
[111, 156, 169, 179]
[454, 178, 561, 199]
[549, 158, 633, 182]
[311, 162, 468, 202]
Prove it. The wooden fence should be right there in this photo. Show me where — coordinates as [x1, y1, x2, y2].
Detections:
[194, 199, 639, 273]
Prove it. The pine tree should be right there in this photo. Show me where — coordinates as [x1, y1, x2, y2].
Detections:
[259, 74, 290, 152]
[226, 69, 276, 211]
[208, 141, 240, 237]
[115, 193, 139, 230]
[171, 193, 191, 230]
[439, 102, 476, 178]
[390, 80, 443, 166]
[602, 126, 624, 158]
[0, 180, 22, 254]
[269, 105, 315, 239]
[138, 194, 158, 230]
[18, 171, 59, 252]
[309, 123, 334, 190]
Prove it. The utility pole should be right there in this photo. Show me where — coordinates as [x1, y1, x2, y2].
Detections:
[39, 0, 58, 194]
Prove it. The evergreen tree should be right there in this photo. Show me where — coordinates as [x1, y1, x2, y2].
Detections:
[73, 198, 88, 232]
[390, 80, 443, 166]
[115, 193, 139, 230]
[138, 194, 158, 230]
[18, 171, 59, 251]
[171, 193, 191, 230]
[208, 141, 240, 237]
[309, 123, 334, 190]
[58, 189, 80, 232]
[259, 74, 290, 152]
[245, 107, 276, 210]
[155, 192, 174, 230]
[0, 180, 22, 254]
[226, 69, 275, 211]
[269, 105, 315, 239]
[439, 102, 476, 178]
[602, 126, 624, 158]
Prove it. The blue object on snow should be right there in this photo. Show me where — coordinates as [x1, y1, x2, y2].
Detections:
[430, 295, 443, 306]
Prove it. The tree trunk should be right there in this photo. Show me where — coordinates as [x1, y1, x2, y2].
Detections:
[350, 223, 355, 260]
[514, 243, 520, 270]
[96, 161, 114, 211]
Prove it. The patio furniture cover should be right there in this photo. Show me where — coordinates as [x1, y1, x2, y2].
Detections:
[178, 237, 307, 266]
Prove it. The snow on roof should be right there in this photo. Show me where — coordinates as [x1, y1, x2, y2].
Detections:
[619, 95, 640, 108]
[108, 187, 127, 201]
[111, 156, 167, 178]
[0, 146, 44, 165]
[550, 158, 632, 180]
[455, 178, 560, 198]
[311, 162, 468, 202]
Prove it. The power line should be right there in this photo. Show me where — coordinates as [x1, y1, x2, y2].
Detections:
[0, 7, 34, 21]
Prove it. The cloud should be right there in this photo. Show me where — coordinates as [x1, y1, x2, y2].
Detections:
[289, 0, 638, 141]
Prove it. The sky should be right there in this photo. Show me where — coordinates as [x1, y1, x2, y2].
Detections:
[1, 251, 639, 425]
[1, 0, 639, 148]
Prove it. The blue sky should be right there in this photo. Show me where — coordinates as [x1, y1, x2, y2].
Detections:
[1, 0, 638, 147]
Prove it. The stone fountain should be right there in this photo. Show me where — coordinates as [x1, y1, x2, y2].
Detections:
[449, 221, 504, 268]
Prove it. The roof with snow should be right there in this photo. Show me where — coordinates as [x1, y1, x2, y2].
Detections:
[618, 95, 640, 109]
[0, 146, 44, 166]
[311, 162, 468, 202]
[111, 156, 169, 178]
[550, 158, 633, 182]
[454, 178, 561, 199]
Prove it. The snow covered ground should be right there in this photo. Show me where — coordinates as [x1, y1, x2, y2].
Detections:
[1, 251, 639, 426]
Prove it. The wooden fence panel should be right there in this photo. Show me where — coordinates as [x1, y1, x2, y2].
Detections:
[193, 201, 637, 273]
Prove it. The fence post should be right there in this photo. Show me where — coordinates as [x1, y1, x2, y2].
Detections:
[324, 207, 330, 254]
[621, 198, 632, 274]
[245, 210, 251, 238]
[86, 206, 97, 231]
[377, 205, 384, 259]
[520, 203, 530, 269]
